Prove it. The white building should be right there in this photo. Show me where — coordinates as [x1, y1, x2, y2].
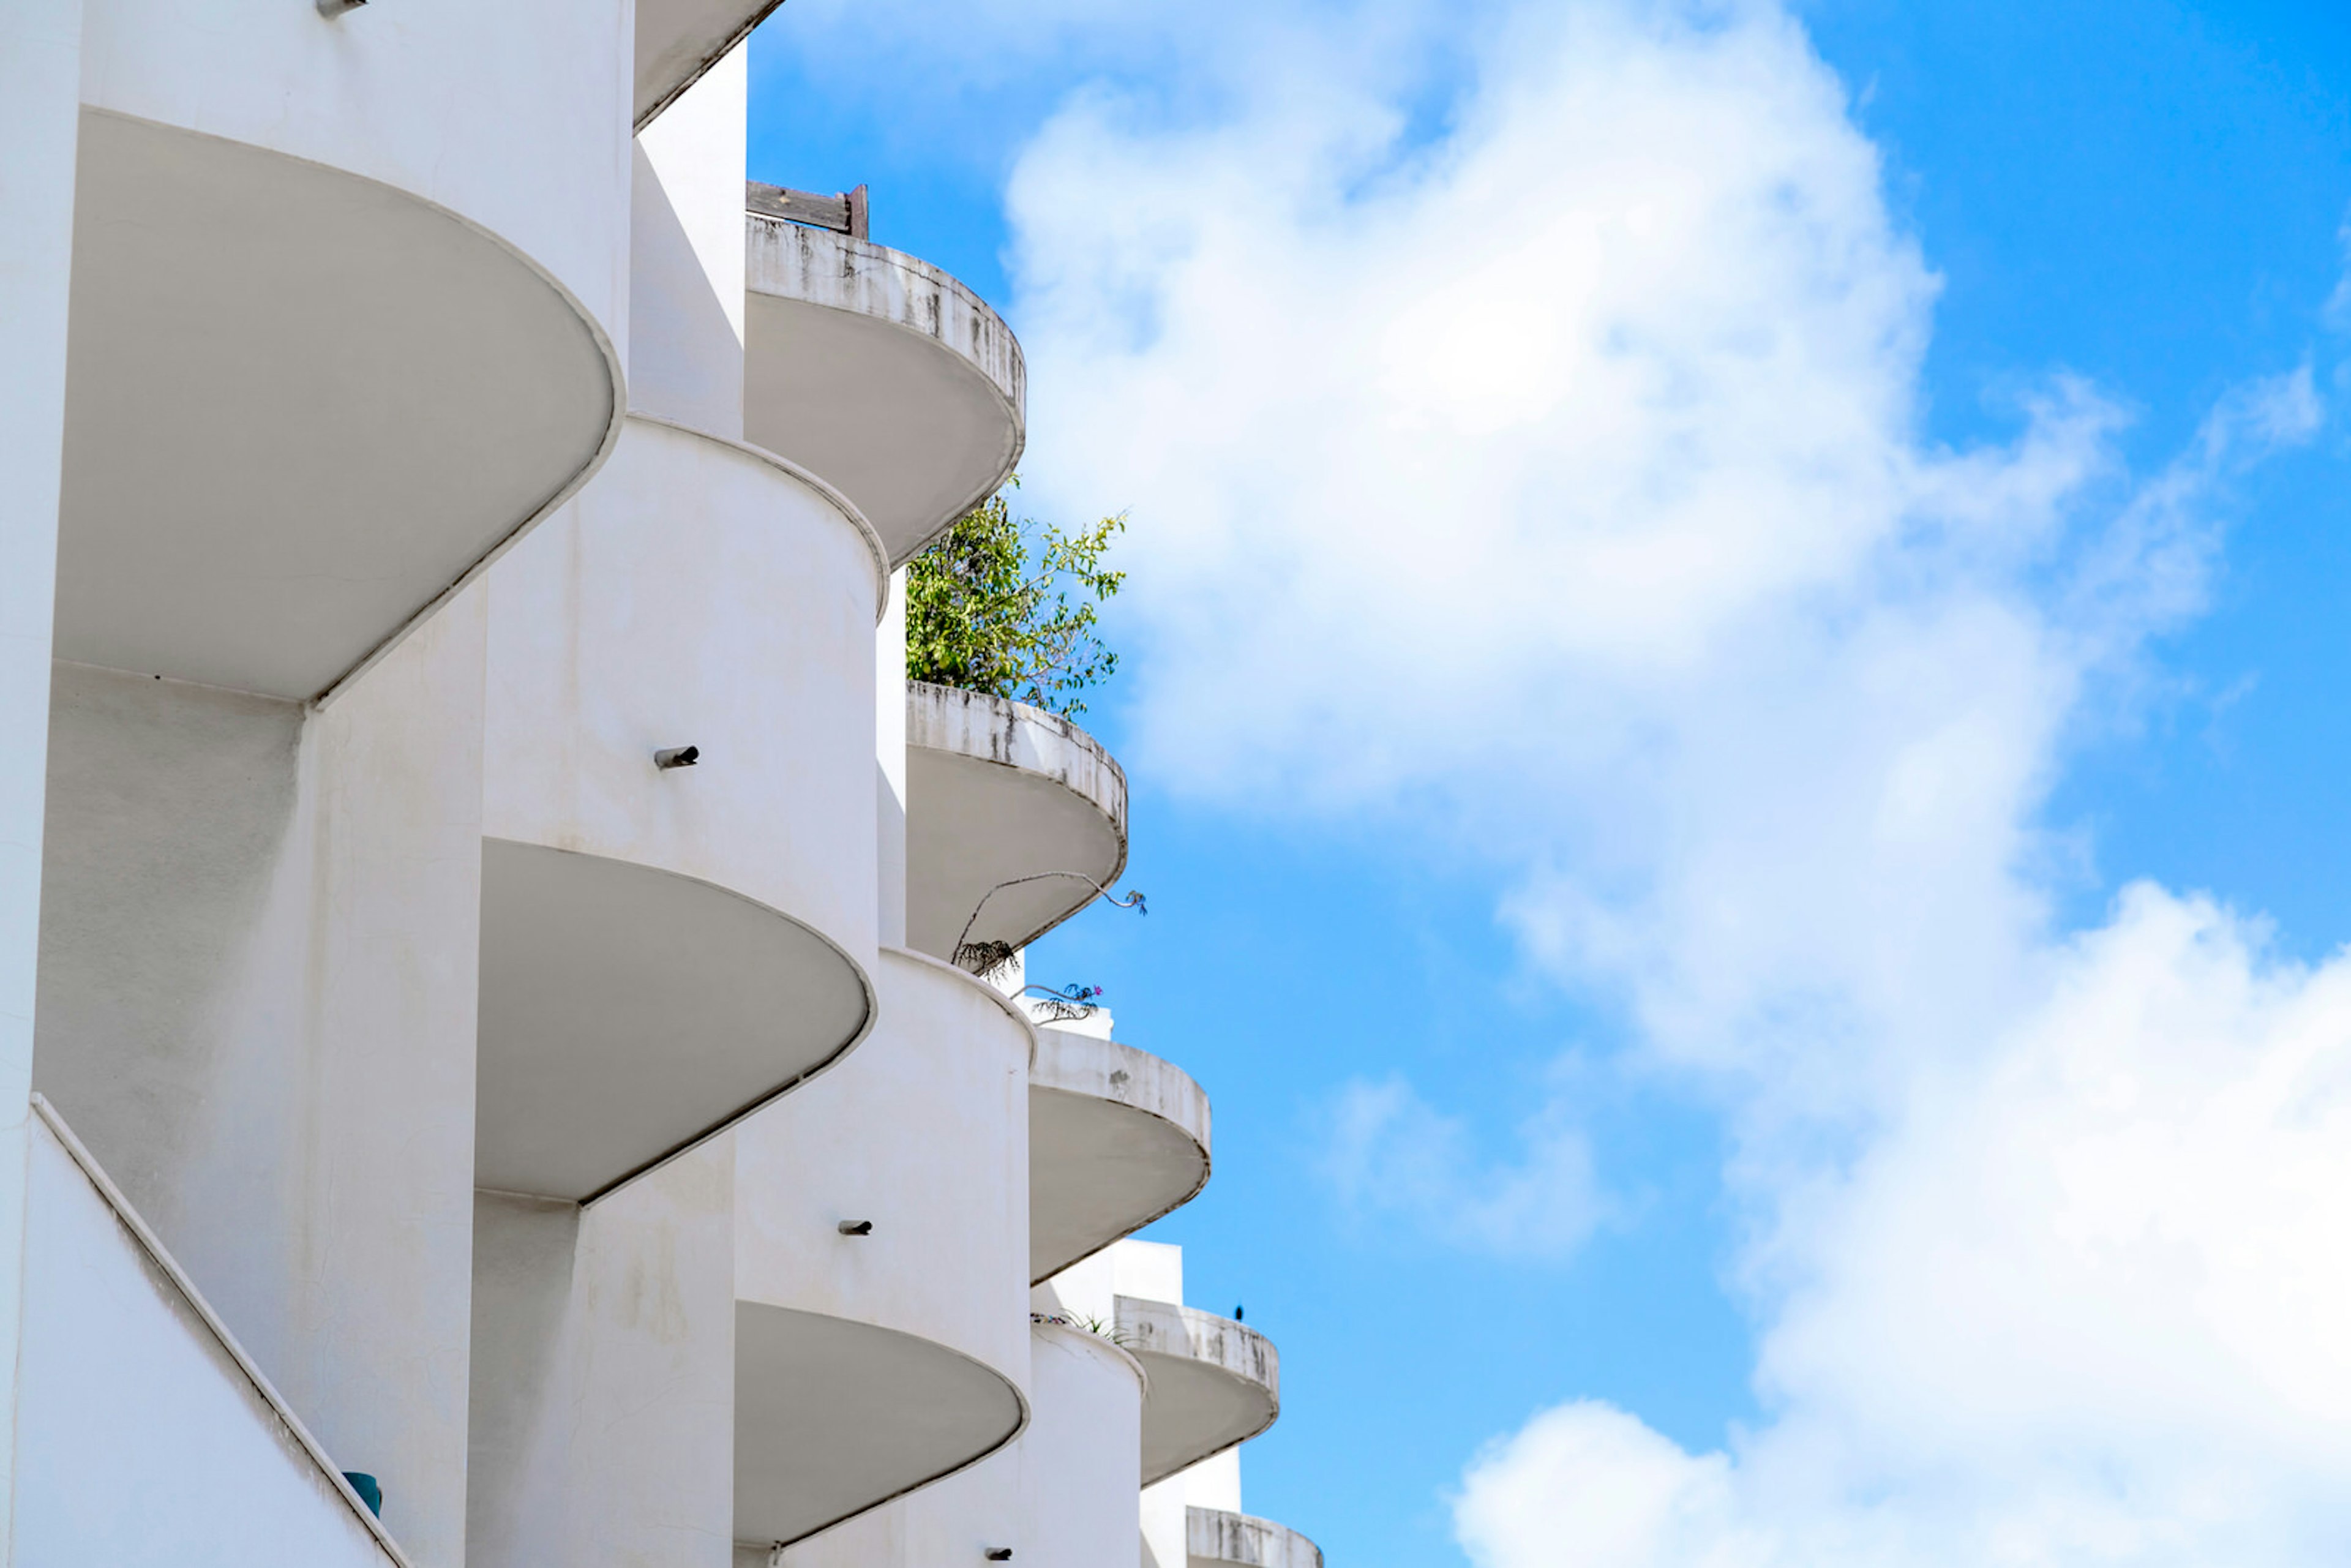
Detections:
[0, 2, 1323, 1565]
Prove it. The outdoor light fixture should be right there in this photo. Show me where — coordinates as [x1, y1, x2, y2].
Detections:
[985, 1551, 1014, 1561]
[836, 1219, 873, 1236]
[316, 0, 367, 14]
[653, 745, 700, 770]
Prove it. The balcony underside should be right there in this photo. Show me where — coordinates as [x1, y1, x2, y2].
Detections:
[733, 1302, 1025, 1548]
[1118, 1299, 1280, 1485]
[1188, 1508, 1325, 1568]
[904, 683, 1128, 965]
[634, 0, 784, 126]
[1030, 1031, 1210, 1283]
[58, 110, 617, 702]
[744, 219, 1023, 566]
[476, 839, 871, 1203]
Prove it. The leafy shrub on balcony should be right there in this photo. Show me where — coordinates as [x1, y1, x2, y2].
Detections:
[905, 481, 1125, 718]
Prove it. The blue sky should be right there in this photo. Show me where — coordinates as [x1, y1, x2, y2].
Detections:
[754, 4, 2351, 1563]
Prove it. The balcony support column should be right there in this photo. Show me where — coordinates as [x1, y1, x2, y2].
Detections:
[467, 1141, 737, 1568]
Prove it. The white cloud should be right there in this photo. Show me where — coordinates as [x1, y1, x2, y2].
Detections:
[994, 0, 2342, 1556]
[1319, 1071, 1612, 1259]
[1011, 0, 2059, 804]
[1456, 890, 2351, 1566]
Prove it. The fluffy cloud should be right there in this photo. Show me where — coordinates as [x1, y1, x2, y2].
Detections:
[1457, 890, 2351, 1565]
[1011, 0, 2066, 802]
[996, 0, 2344, 1558]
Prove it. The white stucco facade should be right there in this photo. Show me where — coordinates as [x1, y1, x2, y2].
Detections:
[0, 7, 1322, 1567]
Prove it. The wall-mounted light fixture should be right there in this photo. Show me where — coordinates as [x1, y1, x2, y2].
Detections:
[654, 745, 700, 770]
[316, 0, 367, 15]
[984, 1550, 1014, 1561]
[836, 1219, 873, 1236]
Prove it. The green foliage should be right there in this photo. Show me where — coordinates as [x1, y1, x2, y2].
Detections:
[904, 480, 1126, 717]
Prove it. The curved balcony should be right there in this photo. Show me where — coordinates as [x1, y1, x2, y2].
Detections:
[1031, 1027, 1210, 1283]
[734, 950, 1033, 1547]
[477, 417, 884, 1202]
[745, 216, 1024, 565]
[66, 0, 631, 699]
[904, 682, 1128, 966]
[736, 1310, 1023, 1550]
[775, 1320, 1144, 1568]
[56, 110, 621, 701]
[636, 0, 783, 126]
[1188, 1510, 1323, 1568]
[1117, 1299, 1280, 1485]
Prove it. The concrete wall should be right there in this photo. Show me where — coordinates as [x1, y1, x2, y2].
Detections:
[1145, 1471, 1185, 1568]
[1040, 1236, 1183, 1325]
[1026, 1324, 1148, 1568]
[467, 1141, 737, 1568]
[877, 579, 908, 948]
[1043, 1240, 1242, 1568]
[78, 0, 631, 335]
[15, 1108, 396, 1567]
[31, 588, 490, 1567]
[1147, 1452, 1242, 1568]
[629, 48, 748, 436]
[0, 2, 80, 1555]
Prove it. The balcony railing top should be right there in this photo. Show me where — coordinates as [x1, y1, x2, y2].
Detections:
[747, 180, 869, 240]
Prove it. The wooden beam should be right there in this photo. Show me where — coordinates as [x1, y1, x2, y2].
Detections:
[746, 180, 868, 239]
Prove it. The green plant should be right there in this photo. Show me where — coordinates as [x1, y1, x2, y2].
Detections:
[905, 480, 1125, 718]
[1030, 1310, 1139, 1349]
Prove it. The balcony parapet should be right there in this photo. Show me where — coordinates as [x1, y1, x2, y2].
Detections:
[1187, 1509, 1324, 1568]
[904, 681, 1129, 966]
[732, 950, 1034, 1547]
[746, 212, 1026, 566]
[632, 411, 892, 623]
[477, 416, 884, 1203]
[1115, 1298, 1280, 1485]
[1031, 1027, 1210, 1283]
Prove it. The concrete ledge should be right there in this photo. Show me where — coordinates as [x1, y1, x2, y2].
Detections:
[744, 217, 1025, 565]
[1032, 1315, 1150, 1398]
[1030, 1029, 1210, 1282]
[1116, 1298, 1280, 1485]
[1187, 1509, 1324, 1568]
[904, 681, 1129, 964]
